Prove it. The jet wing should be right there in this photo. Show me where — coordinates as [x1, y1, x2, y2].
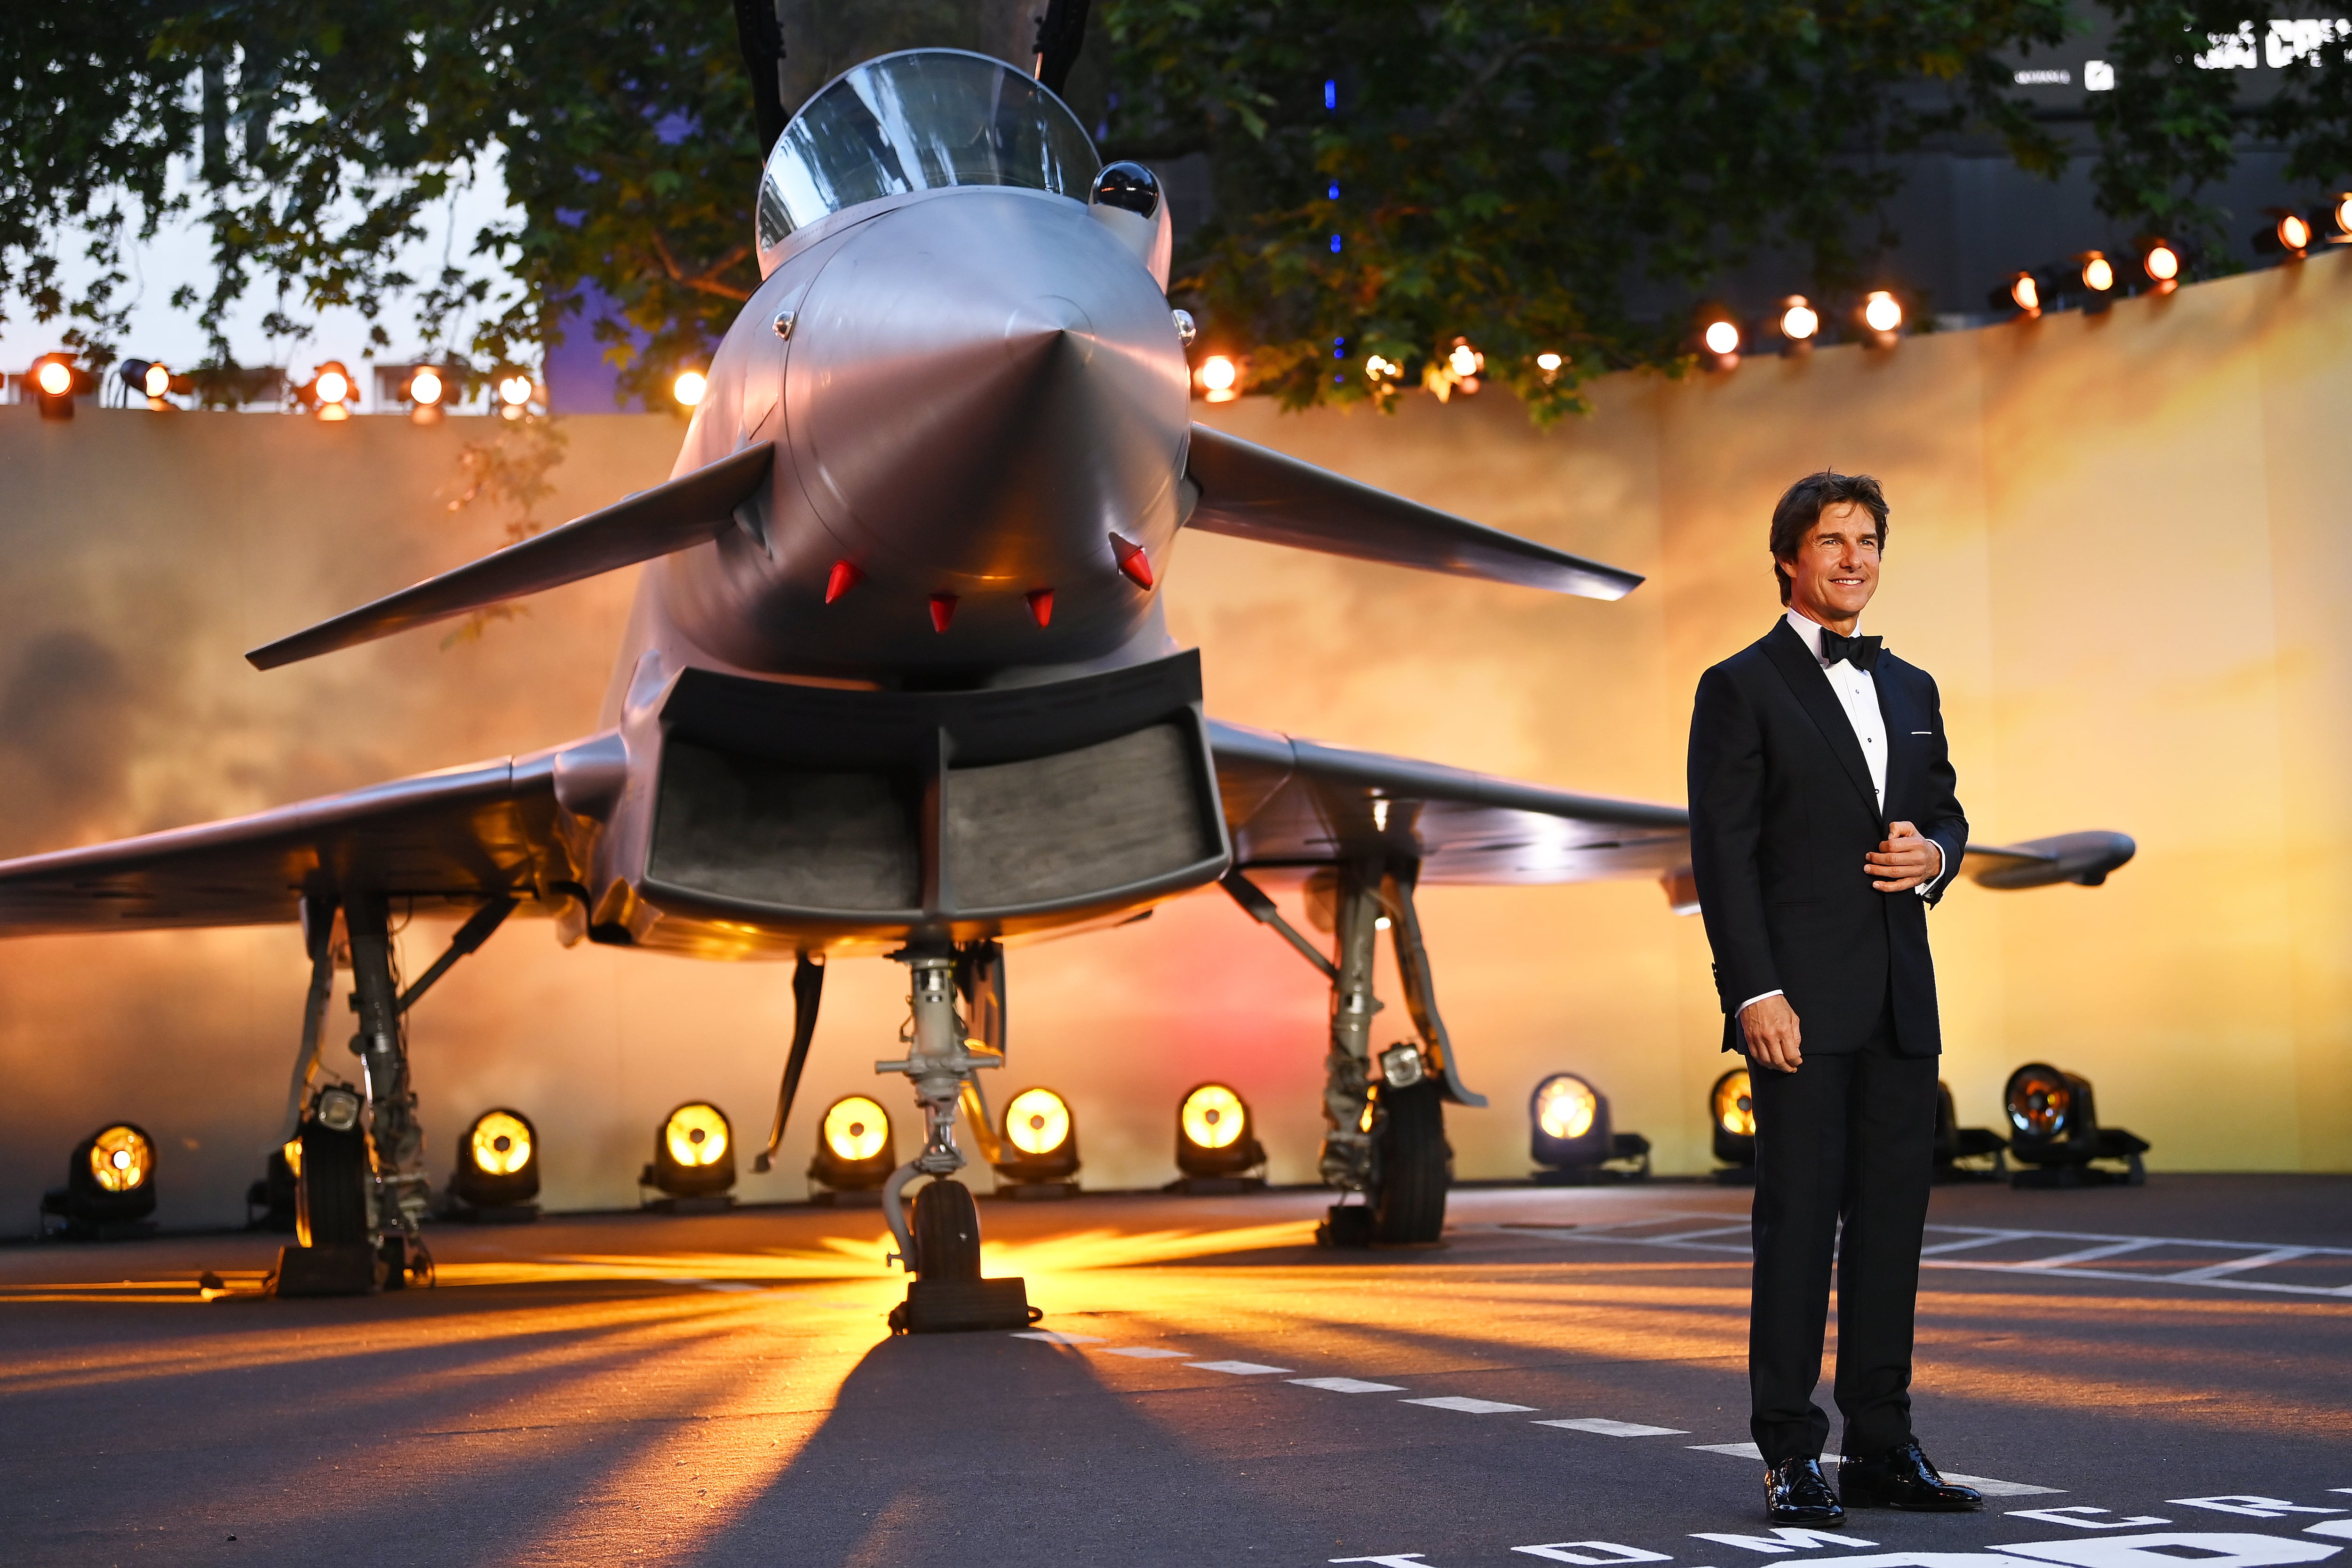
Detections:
[1208, 720, 2137, 898]
[1184, 425, 1643, 600]
[0, 751, 570, 936]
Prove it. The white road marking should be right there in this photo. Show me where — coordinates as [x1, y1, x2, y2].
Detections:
[2169, 1499, 2350, 1519]
[2007, 1509, 2171, 1529]
[1187, 1359, 1292, 1375]
[1292, 1377, 1408, 1393]
[1512, 1544, 1674, 1563]
[1010, 1330, 1104, 1344]
[1536, 1418, 1690, 1437]
[1402, 1395, 1539, 1414]
[1490, 1212, 2352, 1300]
[1099, 1346, 1190, 1359]
[1692, 1527, 1879, 1552]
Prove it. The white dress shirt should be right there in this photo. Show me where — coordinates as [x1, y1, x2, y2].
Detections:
[1736, 609, 1943, 1019]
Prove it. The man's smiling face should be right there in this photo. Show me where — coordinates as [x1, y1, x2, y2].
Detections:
[1780, 499, 1881, 629]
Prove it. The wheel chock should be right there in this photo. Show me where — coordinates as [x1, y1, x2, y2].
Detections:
[268, 1243, 382, 1297]
[888, 1276, 1040, 1334]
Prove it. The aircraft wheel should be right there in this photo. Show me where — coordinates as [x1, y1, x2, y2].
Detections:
[912, 1178, 982, 1280]
[1371, 1080, 1451, 1245]
[296, 1118, 371, 1249]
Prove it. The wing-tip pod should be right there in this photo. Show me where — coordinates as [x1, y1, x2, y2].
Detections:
[1183, 423, 1643, 601]
[246, 443, 777, 670]
[1963, 830, 2137, 890]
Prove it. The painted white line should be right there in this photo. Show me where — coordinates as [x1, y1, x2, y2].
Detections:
[2012, 1240, 2158, 1269]
[1100, 1346, 1190, 1359]
[1535, 1418, 1690, 1437]
[2162, 1247, 2312, 1283]
[1686, 1442, 2060, 1496]
[1187, 1360, 1293, 1375]
[1010, 1330, 1104, 1344]
[1293, 1377, 1409, 1393]
[1403, 1395, 1539, 1414]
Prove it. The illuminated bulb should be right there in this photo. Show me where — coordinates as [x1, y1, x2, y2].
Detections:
[2082, 254, 2115, 292]
[1701, 319, 1740, 356]
[1780, 299, 1819, 341]
[1535, 351, 1563, 372]
[469, 1111, 533, 1176]
[821, 1096, 890, 1162]
[1180, 1084, 1246, 1150]
[2337, 193, 2352, 237]
[2280, 213, 2312, 251]
[1863, 291, 1903, 333]
[498, 374, 534, 407]
[1198, 355, 1237, 392]
[1365, 354, 1398, 381]
[2144, 242, 2180, 282]
[142, 363, 171, 399]
[2010, 274, 2040, 312]
[34, 360, 72, 397]
[409, 368, 444, 406]
[1448, 341, 1482, 378]
[662, 1102, 729, 1168]
[1003, 1089, 1073, 1157]
[314, 368, 350, 405]
[672, 368, 707, 407]
[1536, 1075, 1598, 1140]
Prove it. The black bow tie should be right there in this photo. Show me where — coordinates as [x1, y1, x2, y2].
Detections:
[1819, 629, 1883, 670]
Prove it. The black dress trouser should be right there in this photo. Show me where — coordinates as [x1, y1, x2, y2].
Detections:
[1746, 995, 1939, 1466]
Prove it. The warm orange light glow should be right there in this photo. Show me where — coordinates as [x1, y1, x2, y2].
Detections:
[1702, 319, 1740, 356]
[409, 368, 445, 407]
[314, 368, 351, 406]
[663, 1103, 729, 1168]
[35, 360, 73, 397]
[1004, 1088, 1072, 1156]
[2010, 274, 2040, 312]
[1535, 1075, 1598, 1140]
[498, 374, 536, 407]
[1447, 340, 1484, 378]
[1713, 1070, 1756, 1138]
[2145, 242, 2181, 282]
[141, 363, 171, 399]
[89, 1125, 151, 1193]
[2082, 253, 2115, 292]
[821, 1096, 889, 1162]
[671, 369, 707, 407]
[1198, 355, 1237, 393]
[1863, 291, 1903, 333]
[2280, 213, 2312, 252]
[1780, 299, 1820, 341]
[469, 1111, 533, 1176]
[1180, 1084, 1246, 1150]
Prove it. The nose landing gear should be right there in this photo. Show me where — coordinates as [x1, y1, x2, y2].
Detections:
[879, 947, 1040, 1333]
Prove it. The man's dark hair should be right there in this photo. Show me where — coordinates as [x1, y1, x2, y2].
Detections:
[1768, 471, 1889, 605]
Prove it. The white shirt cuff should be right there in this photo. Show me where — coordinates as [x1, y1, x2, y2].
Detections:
[1914, 839, 1945, 899]
[1737, 990, 1784, 1016]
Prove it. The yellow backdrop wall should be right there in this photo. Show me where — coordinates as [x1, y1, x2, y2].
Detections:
[3, 253, 2346, 1226]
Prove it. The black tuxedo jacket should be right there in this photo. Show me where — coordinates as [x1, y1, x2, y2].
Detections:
[1687, 620, 1967, 1058]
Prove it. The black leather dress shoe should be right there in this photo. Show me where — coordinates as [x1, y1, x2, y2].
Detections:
[1764, 1457, 1845, 1523]
[1839, 1441, 1984, 1512]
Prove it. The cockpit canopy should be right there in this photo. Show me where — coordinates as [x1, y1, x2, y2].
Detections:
[756, 49, 1101, 275]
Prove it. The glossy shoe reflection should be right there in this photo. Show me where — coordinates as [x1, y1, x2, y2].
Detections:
[1764, 1457, 1845, 1523]
[1839, 1441, 1984, 1512]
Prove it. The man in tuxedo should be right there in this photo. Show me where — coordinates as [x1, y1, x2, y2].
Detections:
[1687, 472, 1981, 1524]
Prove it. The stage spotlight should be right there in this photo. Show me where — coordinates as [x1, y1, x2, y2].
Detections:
[808, 1094, 896, 1202]
[1932, 1082, 2008, 1184]
[119, 359, 175, 406]
[1534, 350, 1564, 379]
[40, 1123, 159, 1240]
[30, 353, 79, 420]
[993, 1086, 1081, 1195]
[2328, 192, 2352, 243]
[1710, 1067, 1757, 1178]
[1694, 308, 1740, 366]
[1778, 296, 1820, 343]
[2003, 1062, 2148, 1187]
[302, 360, 355, 421]
[1860, 289, 1904, 342]
[1446, 337, 1485, 379]
[640, 1100, 736, 1209]
[2256, 209, 2314, 258]
[449, 1107, 540, 1221]
[2142, 239, 2181, 284]
[2078, 251, 2116, 295]
[1702, 318, 1740, 356]
[1529, 1072, 1652, 1184]
[1197, 354, 1239, 401]
[1171, 1082, 1267, 1193]
[1995, 272, 2042, 315]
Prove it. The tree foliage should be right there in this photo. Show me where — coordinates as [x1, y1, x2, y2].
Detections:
[2, 2, 2348, 414]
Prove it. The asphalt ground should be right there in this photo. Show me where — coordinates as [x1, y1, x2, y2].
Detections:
[3, 1175, 2349, 1568]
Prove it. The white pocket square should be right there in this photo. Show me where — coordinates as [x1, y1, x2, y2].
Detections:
[1910, 730, 1932, 735]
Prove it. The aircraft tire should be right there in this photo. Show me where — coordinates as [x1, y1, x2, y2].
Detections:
[295, 1118, 371, 1250]
[1371, 1080, 1451, 1245]
[912, 1178, 982, 1280]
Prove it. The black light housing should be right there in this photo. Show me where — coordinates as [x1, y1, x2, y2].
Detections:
[29, 353, 84, 420]
[2003, 1062, 2148, 1187]
[2255, 208, 2315, 258]
[641, 1100, 737, 1208]
[1710, 1067, 1757, 1178]
[1171, 1082, 1266, 1191]
[1529, 1072, 1651, 1183]
[450, 1107, 541, 1220]
[808, 1094, 896, 1200]
[1932, 1082, 2008, 1183]
[993, 1086, 1081, 1194]
[40, 1123, 159, 1239]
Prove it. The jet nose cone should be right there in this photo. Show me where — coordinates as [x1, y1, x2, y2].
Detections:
[783, 190, 1190, 584]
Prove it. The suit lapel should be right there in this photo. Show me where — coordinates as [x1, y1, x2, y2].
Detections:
[1761, 621, 1882, 819]
[1875, 663, 1912, 819]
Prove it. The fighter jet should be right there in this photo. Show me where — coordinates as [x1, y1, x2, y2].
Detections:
[0, 45, 2132, 1322]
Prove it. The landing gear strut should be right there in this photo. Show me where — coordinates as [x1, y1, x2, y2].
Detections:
[878, 946, 1037, 1333]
